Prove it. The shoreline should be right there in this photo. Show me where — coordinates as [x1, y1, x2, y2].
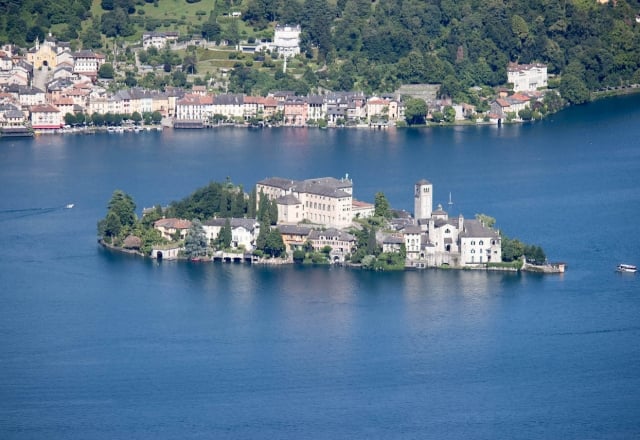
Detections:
[99, 239, 564, 274]
[12, 87, 640, 137]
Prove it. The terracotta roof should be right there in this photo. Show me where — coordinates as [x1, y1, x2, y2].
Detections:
[154, 218, 192, 229]
[123, 235, 142, 249]
[54, 97, 74, 105]
[30, 104, 60, 113]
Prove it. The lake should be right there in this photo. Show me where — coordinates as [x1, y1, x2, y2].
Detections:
[1, 95, 639, 439]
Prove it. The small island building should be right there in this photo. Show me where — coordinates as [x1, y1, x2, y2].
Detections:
[202, 218, 260, 251]
[154, 218, 192, 241]
[407, 178, 502, 268]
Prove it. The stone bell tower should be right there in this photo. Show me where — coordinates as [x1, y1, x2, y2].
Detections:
[414, 179, 433, 221]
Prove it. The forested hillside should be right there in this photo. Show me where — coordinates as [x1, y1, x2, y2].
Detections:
[2, 0, 640, 99]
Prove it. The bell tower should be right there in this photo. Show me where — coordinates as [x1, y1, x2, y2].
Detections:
[414, 179, 433, 221]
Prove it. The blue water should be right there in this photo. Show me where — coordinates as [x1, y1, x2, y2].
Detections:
[1, 95, 640, 439]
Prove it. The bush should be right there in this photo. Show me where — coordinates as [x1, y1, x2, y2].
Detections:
[292, 249, 305, 263]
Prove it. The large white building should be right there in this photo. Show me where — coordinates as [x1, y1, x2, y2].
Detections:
[256, 176, 353, 229]
[273, 25, 301, 57]
[507, 62, 548, 92]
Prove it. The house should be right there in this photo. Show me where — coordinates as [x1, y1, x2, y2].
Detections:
[71, 50, 106, 77]
[402, 225, 422, 260]
[142, 31, 179, 50]
[212, 93, 244, 120]
[276, 224, 311, 252]
[491, 93, 530, 118]
[53, 97, 75, 117]
[382, 234, 404, 254]
[507, 62, 548, 92]
[307, 95, 325, 121]
[273, 25, 301, 57]
[308, 228, 356, 262]
[352, 199, 375, 219]
[30, 104, 63, 130]
[175, 93, 214, 124]
[283, 97, 307, 126]
[154, 218, 192, 240]
[459, 219, 502, 265]
[202, 218, 260, 251]
[0, 50, 12, 71]
[17, 86, 46, 107]
[0, 103, 25, 127]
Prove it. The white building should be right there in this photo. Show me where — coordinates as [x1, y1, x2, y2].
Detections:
[202, 218, 260, 251]
[507, 62, 548, 92]
[273, 25, 301, 57]
[72, 51, 106, 77]
[142, 32, 179, 50]
[405, 179, 503, 268]
[459, 220, 502, 265]
[414, 179, 433, 221]
[30, 104, 63, 130]
[257, 175, 354, 229]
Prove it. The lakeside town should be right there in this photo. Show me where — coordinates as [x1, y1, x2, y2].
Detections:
[100, 175, 563, 273]
[1, 27, 573, 137]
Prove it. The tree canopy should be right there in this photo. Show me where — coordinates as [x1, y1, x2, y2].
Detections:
[4, 0, 640, 100]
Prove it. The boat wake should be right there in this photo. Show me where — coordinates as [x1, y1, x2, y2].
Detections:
[0, 204, 73, 221]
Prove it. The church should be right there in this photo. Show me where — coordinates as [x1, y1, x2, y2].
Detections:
[405, 179, 502, 268]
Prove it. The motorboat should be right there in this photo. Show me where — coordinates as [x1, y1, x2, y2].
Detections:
[616, 264, 637, 273]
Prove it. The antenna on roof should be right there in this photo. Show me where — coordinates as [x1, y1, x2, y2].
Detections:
[448, 192, 453, 211]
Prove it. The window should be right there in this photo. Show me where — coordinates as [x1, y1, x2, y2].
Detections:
[479, 240, 484, 246]
[471, 249, 475, 254]
[471, 241, 475, 245]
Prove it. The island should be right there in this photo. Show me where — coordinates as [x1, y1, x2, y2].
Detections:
[98, 176, 564, 273]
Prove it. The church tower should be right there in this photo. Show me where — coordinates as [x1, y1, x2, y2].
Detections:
[414, 179, 433, 221]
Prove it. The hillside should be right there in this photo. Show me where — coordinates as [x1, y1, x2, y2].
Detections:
[2, 0, 640, 102]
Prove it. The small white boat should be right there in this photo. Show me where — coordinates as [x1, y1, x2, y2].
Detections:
[616, 264, 637, 273]
[65, 203, 74, 209]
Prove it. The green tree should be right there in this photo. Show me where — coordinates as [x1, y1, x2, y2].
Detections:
[518, 107, 533, 121]
[64, 113, 77, 126]
[131, 111, 142, 125]
[217, 218, 232, 249]
[98, 63, 115, 79]
[292, 249, 306, 263]
[184, 218, 208, 258]
[81, 20, 103, 48]
[374, 191, 391, 219]
[475, 214, 496, 228]
[443, 105, 456, 123]
[107, 190, 137, 228]
[264, 228, 285, 257]
[404, 98, 427, 125]
[560, 74, 590, 105]
[247, 187, 257, 218]
[151, 111, 163, 124]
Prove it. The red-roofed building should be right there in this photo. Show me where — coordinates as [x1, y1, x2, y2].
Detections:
[30, 104, 63, 129]
[154, 218, 192, 240]
[53, 97, 75, 116]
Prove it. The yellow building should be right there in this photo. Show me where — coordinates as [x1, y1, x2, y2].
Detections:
[27, 39, 57, 70]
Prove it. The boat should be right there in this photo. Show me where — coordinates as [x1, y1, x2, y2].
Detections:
[65, 204, 74, 209]
[616, 264, 637, 273]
